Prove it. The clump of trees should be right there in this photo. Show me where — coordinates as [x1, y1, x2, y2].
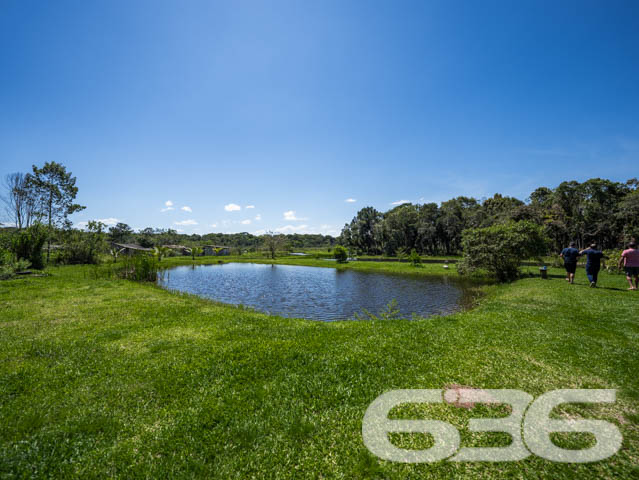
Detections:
[457, 221, 549, 281]
[1, 162, 85, 268]
[338, 178, 639, 256]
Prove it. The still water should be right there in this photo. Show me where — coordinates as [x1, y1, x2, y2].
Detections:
[159, 262, 471, 321]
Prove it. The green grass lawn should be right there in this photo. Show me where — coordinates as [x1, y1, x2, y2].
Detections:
[1, 259, 638, 479]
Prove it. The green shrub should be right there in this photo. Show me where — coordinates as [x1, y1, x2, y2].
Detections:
[0, 250, 31, 279]
[604, 249, 623, 274]
[56, 221, 107, 265]
[11, 224, 47, 269]
[458, 221, 549, 282]
[333, 245, 348, 263]
[409, 248, 422, 266]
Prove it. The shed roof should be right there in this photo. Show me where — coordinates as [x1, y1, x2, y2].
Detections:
[112, 242, 154, 252]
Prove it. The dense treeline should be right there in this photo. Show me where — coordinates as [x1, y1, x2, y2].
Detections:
[107, 224, 335, 251]
[338, 178, 639, 255]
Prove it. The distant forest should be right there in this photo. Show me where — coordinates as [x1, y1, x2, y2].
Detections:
[105, 226, 336, 252]
[338, 178, 639, 256]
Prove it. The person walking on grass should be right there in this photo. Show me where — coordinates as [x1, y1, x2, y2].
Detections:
[579, 243, 607, 288]
[618, 241, 639, 290]
[560, 241, 581, 284]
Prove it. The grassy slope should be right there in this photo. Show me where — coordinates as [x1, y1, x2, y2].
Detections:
[1, 260, 638, 479]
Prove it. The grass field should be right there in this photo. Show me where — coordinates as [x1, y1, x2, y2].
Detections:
[1, 258, 638, 478]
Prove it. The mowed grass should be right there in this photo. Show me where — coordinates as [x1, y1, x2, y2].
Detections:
[1, 260, 638, 479]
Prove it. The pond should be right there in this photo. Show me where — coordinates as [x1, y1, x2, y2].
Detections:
[158, 263, 473, 321]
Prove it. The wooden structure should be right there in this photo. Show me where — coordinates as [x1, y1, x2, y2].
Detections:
[111, 242, 154, 256]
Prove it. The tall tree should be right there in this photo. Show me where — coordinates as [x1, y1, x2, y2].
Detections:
[2, 172, 38, 229]
[29, 162, 85, 262]
[108, 222, 134, 244]
[349, 206, 383, 255]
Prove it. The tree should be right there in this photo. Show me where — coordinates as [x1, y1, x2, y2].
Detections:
[437, 197, 482, 254]
[333, 245, 348, 263]
[617, 188, 639, 242]
[342, 206, 382, 255]
[262, 231, 286, 259]
[409, 248, 421, 266]
[137, 227, 156, 248]
[190, 246, 203, 260]
[480, 193, 525, 226]
[29, 162, 85, 262]
[458, 221, 549, 282]
[154, 246, 171, 262]
[2, 173, 38, 229]
[382, 204, 419, 255]
[108, 222, 134, 244]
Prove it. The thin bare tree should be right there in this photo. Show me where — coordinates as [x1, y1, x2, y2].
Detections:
[2, 172, 37, 229]
[262, 231, 286, 259]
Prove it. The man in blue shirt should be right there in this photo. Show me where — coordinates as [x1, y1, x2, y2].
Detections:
[580, 243, 607, 287]
[560, 241, 581, 284]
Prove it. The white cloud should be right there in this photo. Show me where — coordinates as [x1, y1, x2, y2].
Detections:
[165, 200, 173, 207]
[391, 199, 411, 206]
[254, 214, 262, 221]
[241, 219, 251, 225]
[181, 206, 192, 213]
[319, 224, 340, 236]
[161, 200, 175, 212]
[210, 223, 217, 228]
[225, 203, 241, 212]
[345, 198, 357, 203]
[245, 205, 255, 209]
[174, 219, 198, 226]
[98, 217, 120, 226]
[283, 210, 308, 221]
[276, 224, 309, 233]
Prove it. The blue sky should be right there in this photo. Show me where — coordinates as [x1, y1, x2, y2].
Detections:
[1, 0, 638, 235]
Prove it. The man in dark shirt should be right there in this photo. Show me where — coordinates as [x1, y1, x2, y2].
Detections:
[580, 243, 607, 287]
[560, 241, 581, 284]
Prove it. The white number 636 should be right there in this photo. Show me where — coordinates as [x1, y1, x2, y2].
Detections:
[362, 389, 622, 463]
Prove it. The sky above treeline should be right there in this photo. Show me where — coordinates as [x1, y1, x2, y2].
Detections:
[1, 1, 638, 235]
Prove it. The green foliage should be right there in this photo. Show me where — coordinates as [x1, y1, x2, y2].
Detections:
[354, 299, 403, 321]
[57, 221, 107, 265]
[395, 247, 409, 262]
[604, 249, 623, 274]
[339, 178, 639, 256]
[458, 221, 549, 282]
[153, 246, 171, 262]
[118, 253, 160, 282]
[11, 223, 47, 269]
[409, 248, 422, 266]
[0, 250, 31, 279]
[108, 222, 134, 244]
[263, 231, 286, 259]
[333, 245, 348, 263]
[28, 162, 85, 262]
[190, 246, 203, 260]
